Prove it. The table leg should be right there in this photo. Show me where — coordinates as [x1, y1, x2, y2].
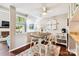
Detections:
[38, 38, 41, 56]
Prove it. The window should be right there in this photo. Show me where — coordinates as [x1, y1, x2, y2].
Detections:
[45, 19, 57, 32]
[16, 16, 26, 33]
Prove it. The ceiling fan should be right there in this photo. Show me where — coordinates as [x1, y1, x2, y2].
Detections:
[41, 6, 48, 15]
[38, 4, 59, 17]
[41, 5, 48, 16]
[40, 4, 54, 16]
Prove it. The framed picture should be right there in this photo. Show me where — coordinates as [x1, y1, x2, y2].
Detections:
[29, 24, 34, 30]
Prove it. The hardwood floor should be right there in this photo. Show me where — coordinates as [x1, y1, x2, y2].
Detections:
[0, 42, 14, 56]
[10, 42, 76, 56]
[0, 42, 9, 56]
[10, 42, 34, 55]
[55, 43, 76, 56]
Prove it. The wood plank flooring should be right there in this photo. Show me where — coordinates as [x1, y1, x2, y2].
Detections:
[55, 43, 76, 56]
[0, 42, 14, 56]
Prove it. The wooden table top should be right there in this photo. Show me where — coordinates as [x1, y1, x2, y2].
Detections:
[30, 32, 51, 38]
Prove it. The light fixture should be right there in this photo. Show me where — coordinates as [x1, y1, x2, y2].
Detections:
[42, 12, 47, 16]
[42, 7, 47, 16]
[42, 7, 46, 11]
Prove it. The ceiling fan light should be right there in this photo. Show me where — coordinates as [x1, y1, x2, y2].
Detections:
[42, 12, 47, 16]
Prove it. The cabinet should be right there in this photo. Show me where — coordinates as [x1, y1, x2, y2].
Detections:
[56, 33, 67, 46]
[0, 28, 9, 41]
[1, 31, 9, 38]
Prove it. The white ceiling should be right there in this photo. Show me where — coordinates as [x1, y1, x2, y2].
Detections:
[0, 3, 69, 18]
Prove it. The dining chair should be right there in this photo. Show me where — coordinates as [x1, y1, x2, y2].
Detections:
[47, 45, 60, 56]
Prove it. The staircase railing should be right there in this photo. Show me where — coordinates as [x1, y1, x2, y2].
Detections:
[68, 3, 79, 22]
[68, 34, 77, 55]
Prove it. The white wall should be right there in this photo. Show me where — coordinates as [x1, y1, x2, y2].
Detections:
[37, 14, 68, 35]
[0, 9, 9, 27]
[0, 7, 9, 41]
[0, 11, 9, 27]
[14, 33, 27, 48]
[55, 14, 67, 33]
[12, 14, 27, 49]
[26, 16, 37, 32]
[0, 8, 9, 21]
